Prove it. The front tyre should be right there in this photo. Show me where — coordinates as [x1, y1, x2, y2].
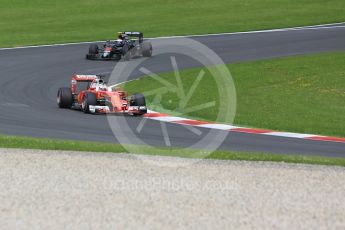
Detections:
[89, 44, 99, 55]
[130, 93, 147, 115]
[82, 92, 97, 113]
[57, 87, 73, 108]
[130, 93, 146, 106]
[86, 44, 99, 60]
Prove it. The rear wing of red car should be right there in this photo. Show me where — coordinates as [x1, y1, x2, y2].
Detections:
[71, 74, 100, 94]
[72, 74, 99, 82]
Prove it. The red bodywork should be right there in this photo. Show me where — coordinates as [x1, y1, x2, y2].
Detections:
[71, 74, 146, 115]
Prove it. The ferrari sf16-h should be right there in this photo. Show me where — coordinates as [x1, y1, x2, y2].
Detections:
[86, 32, 152, 61]
[57, 74, 147, 115]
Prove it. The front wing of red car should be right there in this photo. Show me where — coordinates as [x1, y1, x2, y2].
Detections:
[89, 105, 147, 115]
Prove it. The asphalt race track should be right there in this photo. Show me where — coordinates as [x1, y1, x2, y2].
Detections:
[0, 24, 345, 157]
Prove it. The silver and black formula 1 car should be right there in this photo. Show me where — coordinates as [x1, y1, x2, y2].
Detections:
[86, 32, 152, 61]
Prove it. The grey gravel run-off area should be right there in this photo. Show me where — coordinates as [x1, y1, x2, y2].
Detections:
[1, 148, 345, 229]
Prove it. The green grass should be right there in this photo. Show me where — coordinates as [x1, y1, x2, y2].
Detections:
[123, 52, 345, 138]
[1, 135, 345, 167]
[0, 135, 126, 153]
[1, 0, 345, 47]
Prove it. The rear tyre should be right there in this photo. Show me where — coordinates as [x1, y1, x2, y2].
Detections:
[57, 87, 73, 109]
[141, 42, 152, 57]
[82, 92, 97, 113]
[122, 44, 131, 61]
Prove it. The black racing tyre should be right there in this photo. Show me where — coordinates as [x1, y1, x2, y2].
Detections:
[130, 93, 147, 116]
[130, 93, 146, 106]
[82, 92, 97, 113]
[57, 87, 73, 109]
[122, 44, 131, 61]
[89, 44, 99, 55]
[122, 44, 129, 55]
[141, 42, 152, 57]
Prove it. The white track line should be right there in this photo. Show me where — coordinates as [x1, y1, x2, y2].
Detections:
[149, 116, 190, 122]
[263, 132, 315, 139]
[197, 124, 239, 130]
[148, 24, 345, 40]
[0, 22, 344, 51]
[143, 111, 345, 144]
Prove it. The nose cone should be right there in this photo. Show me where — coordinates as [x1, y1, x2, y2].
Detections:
[102, 52, 110, 58]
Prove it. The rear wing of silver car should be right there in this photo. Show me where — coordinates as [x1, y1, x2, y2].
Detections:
[119, 32, 144, 42]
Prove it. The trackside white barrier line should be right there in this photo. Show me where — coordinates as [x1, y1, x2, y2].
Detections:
[148, 25, 345, 40]
[0, 22, 344, 51]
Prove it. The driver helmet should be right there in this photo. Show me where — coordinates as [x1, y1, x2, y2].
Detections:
[90, 79, 107, 91]
[118, 32, 125, 40]
[118, 32, 129, 41]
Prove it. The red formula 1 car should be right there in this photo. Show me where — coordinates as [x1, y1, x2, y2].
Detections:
[57, 74, 147, 115]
